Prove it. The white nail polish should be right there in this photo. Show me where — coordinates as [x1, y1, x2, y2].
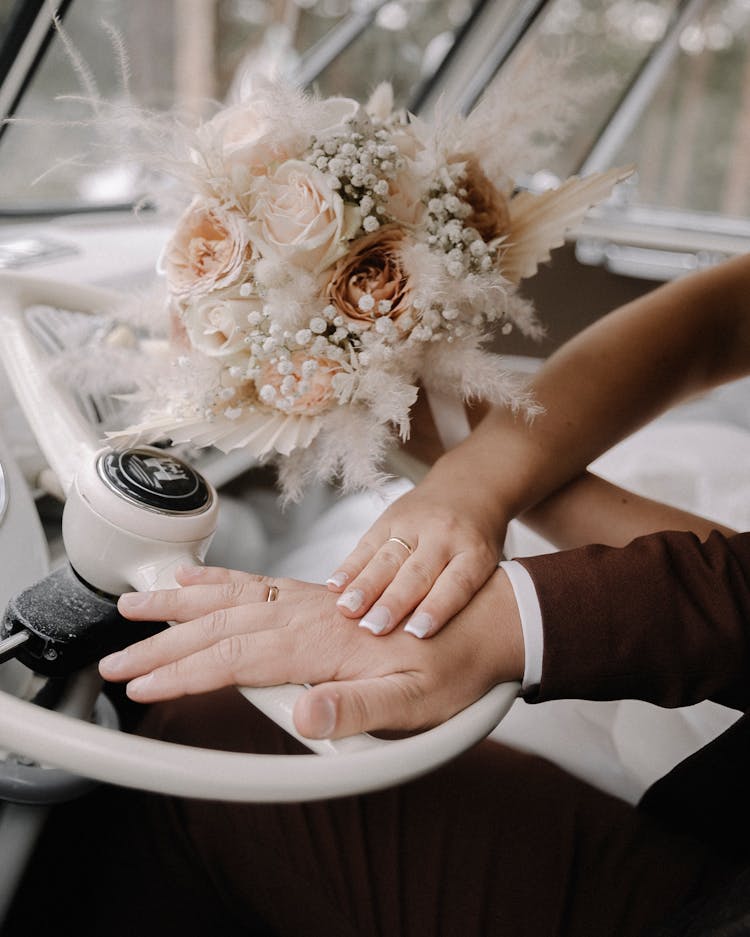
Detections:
[405, 612, 434, 639]
[337, 589, 365, 613]
[359, 606, 391, 635]
[326, 571, 349, 588]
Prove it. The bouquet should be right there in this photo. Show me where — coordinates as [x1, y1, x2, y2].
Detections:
[109, 79, 630, 496]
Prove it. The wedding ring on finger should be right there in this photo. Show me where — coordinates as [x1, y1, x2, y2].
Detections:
[386, 536, 414, 556]
[266, 584, 279, 602]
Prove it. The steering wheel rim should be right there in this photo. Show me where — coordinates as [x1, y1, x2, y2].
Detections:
[0, 271, 519, 801]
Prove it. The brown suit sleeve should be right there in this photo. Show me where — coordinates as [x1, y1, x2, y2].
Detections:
[517, 530, 750, 710]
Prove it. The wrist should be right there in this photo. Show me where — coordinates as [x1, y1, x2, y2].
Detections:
[426, 445, 512, 541]
[452, 568, 525, 685]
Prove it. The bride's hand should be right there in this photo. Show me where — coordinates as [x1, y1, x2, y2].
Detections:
[99, 564, 523, 738]
[326, 471, 503, 639]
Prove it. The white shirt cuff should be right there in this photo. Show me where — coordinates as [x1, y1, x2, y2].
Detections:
[499, 560, 544, 692]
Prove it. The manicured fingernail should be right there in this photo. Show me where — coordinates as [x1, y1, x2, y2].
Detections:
[359, 606, 391, 635]
[118, 592, 151, 611]
[337, 589, 365, 613]
[99, 648, 128, 675]
[126, 673, 155, 699]
[326, 571, 349, 589]
[176, 565, 205, 581]
[308, 696, 337, 738]
[404, 612, 434, 639]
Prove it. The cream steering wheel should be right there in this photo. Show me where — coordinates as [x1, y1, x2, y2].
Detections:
[0, 272, 519, 802]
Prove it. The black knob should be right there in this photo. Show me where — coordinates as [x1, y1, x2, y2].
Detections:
[97, 448, 211, 515]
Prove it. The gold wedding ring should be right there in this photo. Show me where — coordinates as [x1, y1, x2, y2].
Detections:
[386, 536, 414, 555]
[266, 584, 279, 602]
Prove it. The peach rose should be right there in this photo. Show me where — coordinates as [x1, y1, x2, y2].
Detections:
[251, 160, 360, 274]
[182, 295, 259, 358]
[326, 225, 411, 326]
[162, 200, 254, 298]
[255, 351, 341, 415]
[452, 154, 509, 241]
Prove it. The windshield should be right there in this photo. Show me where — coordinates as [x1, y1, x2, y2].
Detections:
[0, 0, 747, 262]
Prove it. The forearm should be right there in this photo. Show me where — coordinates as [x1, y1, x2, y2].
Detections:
[520, 471, 736, 551]
[520, 530, 750, 710]
[427, 254, 750, 531]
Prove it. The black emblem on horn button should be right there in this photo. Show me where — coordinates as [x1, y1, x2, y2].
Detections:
[97, 449, 211, 514]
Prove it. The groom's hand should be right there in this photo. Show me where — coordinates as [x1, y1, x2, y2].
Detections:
[100, 565, 524, 738]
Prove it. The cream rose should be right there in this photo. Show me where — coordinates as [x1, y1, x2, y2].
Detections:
[162, 200, 254, 298]
[255, 351, 341, 415]
[182, 294, 259, 358]
[251, 160, 360, 274]
[202, 102, 298, 177]
[326, 225, 411, 326]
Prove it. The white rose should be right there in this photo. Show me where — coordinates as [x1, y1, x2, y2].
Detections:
[251, 160, 360, 274]
[200, 102, 304, 179]
[161, 199, 254, 299]
[182, 294, 259, 358]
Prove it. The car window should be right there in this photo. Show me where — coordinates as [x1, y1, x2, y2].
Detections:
[607, 0, 750, 220]
[0, 0, 747, 273]
[0, 0, 485, 212]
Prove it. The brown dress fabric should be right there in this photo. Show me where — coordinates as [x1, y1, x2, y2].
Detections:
[4, 687, 730, 937]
